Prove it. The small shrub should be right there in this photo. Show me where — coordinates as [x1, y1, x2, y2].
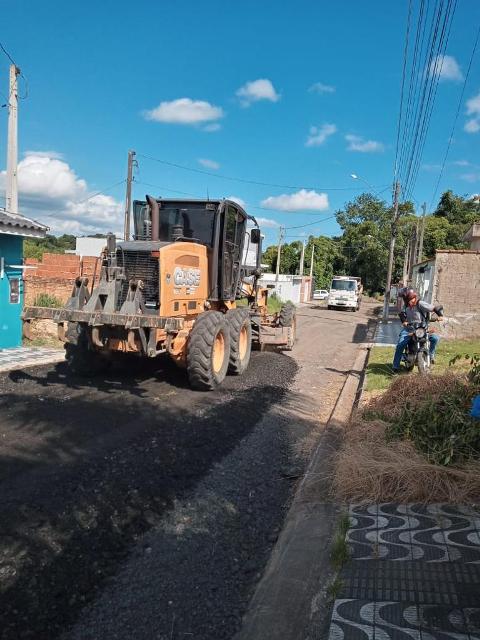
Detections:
[33, 293, 63, 308]
[450, 353, 480, 385]
[385, 380, 480, 466]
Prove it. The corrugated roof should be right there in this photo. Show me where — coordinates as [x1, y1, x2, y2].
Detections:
[0, 210, 48, 234]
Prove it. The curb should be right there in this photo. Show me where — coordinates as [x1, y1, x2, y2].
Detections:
[234, 345, 371, 640]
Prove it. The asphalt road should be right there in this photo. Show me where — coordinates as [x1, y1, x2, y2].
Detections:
[0, 301, 376, 640]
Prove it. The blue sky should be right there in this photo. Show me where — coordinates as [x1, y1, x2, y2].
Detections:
[0, 0, 479, 247]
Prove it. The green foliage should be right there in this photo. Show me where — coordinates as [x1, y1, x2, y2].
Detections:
[24, 234, 76, 260]
[385, 381, 480, 466]
[33, 293, 63, 308]
[434, 190, 479, 225]
[331, 513, 351, 570]
[450, 353, 480, 385]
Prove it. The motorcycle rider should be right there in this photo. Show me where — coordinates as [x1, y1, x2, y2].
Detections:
[392, 288, 443, 373]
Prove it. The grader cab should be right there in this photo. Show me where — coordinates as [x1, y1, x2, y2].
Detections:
[23, 197, 296, 390]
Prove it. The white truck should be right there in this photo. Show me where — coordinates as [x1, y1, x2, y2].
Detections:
[327, 275, 363, 312]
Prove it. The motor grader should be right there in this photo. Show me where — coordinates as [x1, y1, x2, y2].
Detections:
[23, 197, 296, 390]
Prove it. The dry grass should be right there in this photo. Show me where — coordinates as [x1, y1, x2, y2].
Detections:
[333, 373, 480, 504]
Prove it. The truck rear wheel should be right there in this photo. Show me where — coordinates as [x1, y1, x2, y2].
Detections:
[227, 308, 252, 375]
[187, 311, 231, 391]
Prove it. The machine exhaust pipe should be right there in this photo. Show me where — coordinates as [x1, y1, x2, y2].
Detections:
[146, 195, 159, 241]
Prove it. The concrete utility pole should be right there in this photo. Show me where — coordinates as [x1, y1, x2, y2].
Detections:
[124, 150, 135, 241]
[275, 226, 284, 281]
[382, 181, 401, 320]
[309, 243, 315, 279]
[6, 64, 20, 215]
[299, 240, 305, 275]
[417, 202, 426, 263]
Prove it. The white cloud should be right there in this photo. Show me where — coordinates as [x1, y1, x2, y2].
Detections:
[465, 92, 480, 133]
[465, 119, 480, 133]
[198, 158, 220, 170]
[261, 189, 329, 211]
[227, 195, 246, 208]
[453, 160, 470, 166]
[203, 123, 222, 132]
[0, 152, 123, 235]
[305, 123, 337, 147]
[345, 134, 384, 153]
[143, 98, 224, 125]
[430, 54, 463, 82]
[24, 150, 64, 160]
[421, 163, 442, 172]
[236, 79, 280, 107]
[308, 82, 335, 94]
[460, 172, 480, 183]
[256, 217, 279, 228]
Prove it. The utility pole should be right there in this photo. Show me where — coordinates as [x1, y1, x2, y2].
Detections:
[275, 226, 284, 281]
[6, 64, 20, 215]
[382, 181, 401, 320]
[124, 150, 135, 241]
[402, 241, 410, 285]
[309, 243, 315, 279]
[299, 240, 305, 275]
[417, 202, 426, 263]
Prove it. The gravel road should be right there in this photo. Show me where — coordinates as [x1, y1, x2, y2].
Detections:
[0, 302, 376, 639]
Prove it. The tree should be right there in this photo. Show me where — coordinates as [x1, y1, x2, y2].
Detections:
[434, 190, 478, 225]
[24, 234, 76, 260]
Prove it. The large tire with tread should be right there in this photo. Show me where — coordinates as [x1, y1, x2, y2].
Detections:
[226, 308, 252, 375]
[187, 311, 231, 391]
[417, 351, 430, 375]
[279, 302, 296, 351]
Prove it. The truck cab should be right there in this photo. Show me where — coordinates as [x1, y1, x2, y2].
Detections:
[327, 276, 362, 312]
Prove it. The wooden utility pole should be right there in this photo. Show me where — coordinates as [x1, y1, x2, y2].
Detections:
[6, 64, 20, 215]
[124, 150, 135, 240]
[299, 240, 305, 275]
[275, 226, 284, 281]
[382, 181, 401, 320]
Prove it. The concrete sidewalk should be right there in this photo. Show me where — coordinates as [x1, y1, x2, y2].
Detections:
[0, 346, 64, 373]
[373, 306, 402, 347]
[328, 503, 480, 639]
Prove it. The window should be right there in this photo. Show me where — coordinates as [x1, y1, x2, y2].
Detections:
[331, 279, 356, 291]
[9, 277, 20, 304]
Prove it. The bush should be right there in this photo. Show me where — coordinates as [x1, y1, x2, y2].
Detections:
[33, 293, 63, 308]
[386, 381, 480, 465]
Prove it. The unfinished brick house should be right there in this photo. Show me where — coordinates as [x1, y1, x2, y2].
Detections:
[411, 223, 480, 337]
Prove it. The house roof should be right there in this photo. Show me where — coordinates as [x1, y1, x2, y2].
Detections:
[0, 209, 48, 238]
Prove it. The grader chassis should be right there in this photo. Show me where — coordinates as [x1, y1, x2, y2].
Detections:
[23, 197, 296, 390]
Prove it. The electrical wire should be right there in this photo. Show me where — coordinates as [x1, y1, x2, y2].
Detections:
[429, 22, 480, 211]
[73, 179, 127, 204]
[0, 39, 28, 100]
[137, 153, 386, 193]
[394, 0, 413, 183]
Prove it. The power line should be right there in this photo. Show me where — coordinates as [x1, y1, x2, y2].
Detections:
[285, 215, 336, 230]
[137, 152, 386, 193]
[429, 22, 480, 211]
[394, 0, 413, 183]
[0, 39, 28, 100]
[74, 179, 127, 204]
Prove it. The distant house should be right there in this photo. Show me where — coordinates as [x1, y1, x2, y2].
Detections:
[0, 210, 48, 348]
[258, 273, 313, 304]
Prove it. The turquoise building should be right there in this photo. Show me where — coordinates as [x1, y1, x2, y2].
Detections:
[0, 211, 47, 348]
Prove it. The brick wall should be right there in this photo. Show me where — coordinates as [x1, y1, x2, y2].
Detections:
[433, 251, 480, 315]
[24, 253, 102, 306]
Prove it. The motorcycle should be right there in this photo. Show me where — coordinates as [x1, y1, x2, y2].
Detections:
[401, 306, 444, 375]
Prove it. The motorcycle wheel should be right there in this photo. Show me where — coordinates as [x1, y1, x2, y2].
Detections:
[417, 352, 430, 375]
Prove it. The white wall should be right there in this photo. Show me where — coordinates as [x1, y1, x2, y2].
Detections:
[75, 237, 107, 258]
[258, 273, 305, 303]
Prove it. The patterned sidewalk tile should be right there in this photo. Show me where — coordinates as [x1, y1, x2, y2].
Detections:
[327, 505, 480, 640]
[0, 347, 64, 373]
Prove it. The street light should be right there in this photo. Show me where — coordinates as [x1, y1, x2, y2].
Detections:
[350, 173, 377, 193]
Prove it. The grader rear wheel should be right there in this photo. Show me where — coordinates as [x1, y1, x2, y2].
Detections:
[187, 311, 231, 391]
[226, 308, 252, 375]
